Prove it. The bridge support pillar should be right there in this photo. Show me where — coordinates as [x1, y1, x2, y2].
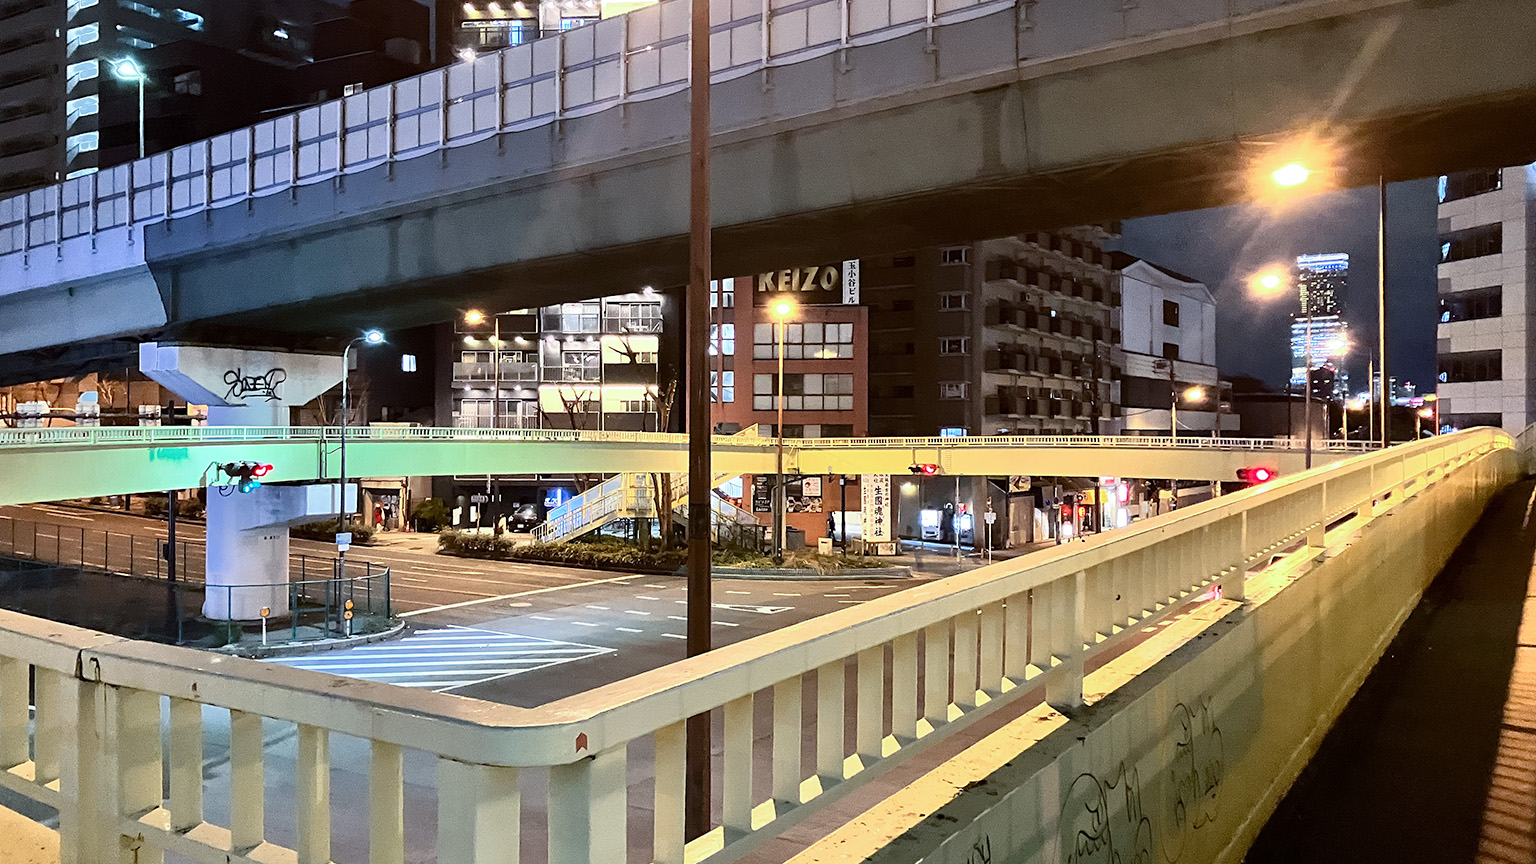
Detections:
[138, 343, 347, 621]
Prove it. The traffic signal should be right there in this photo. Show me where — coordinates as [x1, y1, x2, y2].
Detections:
[908, 464, 941, 475]
[1236, 466, 1276, 486]
[1060, 495, 1076, 522]
[219, 461, 273, 493]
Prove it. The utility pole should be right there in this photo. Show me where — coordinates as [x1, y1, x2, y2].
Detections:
[684, 0, 713, 838]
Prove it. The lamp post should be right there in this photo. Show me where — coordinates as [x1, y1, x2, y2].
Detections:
[1268, 158, 1389, 450]
[771, 298, 794, 563]
[1177, 385, 1206, 438]
[112, 58, 146, 159]
[337, 329, 385, 595]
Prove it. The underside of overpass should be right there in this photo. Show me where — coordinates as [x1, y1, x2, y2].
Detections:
[1, 0, 1535, 383]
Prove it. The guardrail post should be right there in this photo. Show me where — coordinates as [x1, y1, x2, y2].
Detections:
[168, 697, 204, 831]
[816, 659, 846, 785]
[296, 724, 331, 864]
[1220, 512, 1247, 603]
[653, 721, 686, 864]
[229, 709, 266, 853]
[548, 745, 626, 862]
[1045, 571, 1086, 711]
[723, 694, 754, 836]
[922, 622, 949, 731]
[0, 658, 26, 769]
[438, 759, 520, 864]
[369, 742, 405, 864]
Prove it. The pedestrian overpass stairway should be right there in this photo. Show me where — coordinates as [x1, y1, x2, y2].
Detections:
[530, 471, 759, 545]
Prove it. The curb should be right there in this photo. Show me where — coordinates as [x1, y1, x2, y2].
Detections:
[214, 620, 408, 658]
[711, 566, 913, 580]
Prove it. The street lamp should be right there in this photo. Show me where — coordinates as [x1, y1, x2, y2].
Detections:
[337, 329, 385, 592]
[1249, 268, 1315, 469]
[463, 309, 501, 430]
[1263, 156, 1390, 450]
[112, 58, 147, 159]
[771, 298, 794, 563]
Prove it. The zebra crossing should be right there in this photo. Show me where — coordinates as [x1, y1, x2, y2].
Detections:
[267, 626, 613, 692]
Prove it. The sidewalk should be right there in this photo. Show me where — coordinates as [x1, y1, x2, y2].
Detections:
[1247, 479, 1536, 862]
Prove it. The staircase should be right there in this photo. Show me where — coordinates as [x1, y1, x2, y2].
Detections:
[532, 428, 765, 545]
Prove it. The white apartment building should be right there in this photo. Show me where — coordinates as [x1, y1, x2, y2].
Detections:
[1435, 165, 1534, 434]
[1112, 254, 1237, 435]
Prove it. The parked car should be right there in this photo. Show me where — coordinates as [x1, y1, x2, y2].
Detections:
[508, 503, 545, 532]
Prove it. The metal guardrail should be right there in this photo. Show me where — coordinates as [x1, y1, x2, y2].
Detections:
[0, 430, 1511, 864]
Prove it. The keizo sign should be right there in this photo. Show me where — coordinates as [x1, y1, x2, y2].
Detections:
[756, 261, 860, 304]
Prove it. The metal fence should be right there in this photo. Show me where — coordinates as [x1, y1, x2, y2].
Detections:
[0, 515, 390, 644]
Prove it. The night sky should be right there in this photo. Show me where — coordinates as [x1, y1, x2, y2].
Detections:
[1117, 177, 1440, 393]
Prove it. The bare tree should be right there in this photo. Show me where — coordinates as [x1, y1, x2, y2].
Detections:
[543, 385, 601, 493]
[646, 375, 680, 549]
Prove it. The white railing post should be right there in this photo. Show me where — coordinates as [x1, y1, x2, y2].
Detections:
[167, 697, 204, 831]
[855, 646, 883, 763]
[295, 724, 331, 864]
[922, 622, 949, 731]
[890, 632, 918, 741]
[57, 675, 104, 864]
[978, 601, 1004, 698]
[653, 721, 686, 864]
[816, 660, 845, 785]
[437, 759, 520, 864]
[229, 709, 265, 853]
[723, 694, 754, 836]
[952, 611, 979, 711]
[369, 742, 405, 864]
[1045, 571, 1086, 711]
[547, 745, 626, 862]
[0, 658, 27, 769]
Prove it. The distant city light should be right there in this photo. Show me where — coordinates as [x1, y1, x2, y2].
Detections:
[363, 329, 385, 344]
[272, 27, 289, 39]
[1182, 386, 1206, 402]
[463, 2, 476, 13]
[1272, 162, 1311, 187]
[458, 48, 476, 62]
[464, 309, 486, 325]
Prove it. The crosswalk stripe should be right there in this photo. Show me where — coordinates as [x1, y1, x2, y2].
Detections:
[267, 624, 612, 693]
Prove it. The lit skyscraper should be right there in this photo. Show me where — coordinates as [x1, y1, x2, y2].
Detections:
[1290, 253, 1350, 396]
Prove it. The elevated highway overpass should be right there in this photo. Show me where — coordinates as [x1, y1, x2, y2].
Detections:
[0, 429, 1518, 864]
[0, 426, 1361, 507]
[3, 0, 1536, 380]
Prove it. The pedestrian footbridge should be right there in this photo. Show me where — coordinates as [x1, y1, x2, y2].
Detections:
[0, 428, 1521, 863]
[0, 425, 1362, 507]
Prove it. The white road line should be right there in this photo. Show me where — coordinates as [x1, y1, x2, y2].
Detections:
[585, 605, 609, 611]
[662, 633, 686, 639]
[399, 577, 428, 584]
[668, 615, 687, 621]
[772, 593, 801, 597]
[570, 621, 597, 627]
[398, 573, 640, 617]
[529, 615, 554, 620]
[725, 590, 750, 595]
[644, 584, 667, 589]
[712, 621, 739, 627]
[826, 594, 849, 597]
[636, 595, 661, 601]
[615, 627, 643, 634]
[623, 610, 650, 616]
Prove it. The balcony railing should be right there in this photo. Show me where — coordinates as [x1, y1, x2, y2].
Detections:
[0, 429, 1514, 862]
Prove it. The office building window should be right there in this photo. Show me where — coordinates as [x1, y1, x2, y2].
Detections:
[1440, 224, 1503, 263]
[560, 14, 599, 29]
[752, 373, 854, 410]
[561, 350, 600, 381]
[940, 247, 970, 265]
[1163, 300, 1180, 327]
[400, 354, 418, 373]
[1441, 412, 1503, 431]
[939, 292, 970, 311]
[172, 70, 202, 96]
[709, 323, 735, 356]
[939, 337, 969, 355]
[710, 278, 735, 307]
[939, 381, 969, 400]
[1439, 169, 1502, 203]
[1440, 287, 1502, 323]
[820, 424, 854, 437]
[753, 322, 855, 359]
[604, 301, 662, 333]
[1162, 342, 1180, 361]
[67, 23, 100, 53]
[1438, 350, 1501, 383]
[543, 303, 600, 333]
[711, 370, 734, 403]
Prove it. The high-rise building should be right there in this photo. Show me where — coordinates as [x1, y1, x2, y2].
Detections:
[0, 0, 433, 196]
[1435, 164, 1534, 433]
[438, 0, 656, 59]
[1289, 253, 1350, 396]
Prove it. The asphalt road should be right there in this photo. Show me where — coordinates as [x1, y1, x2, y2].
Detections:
[0, 502, 936, 706]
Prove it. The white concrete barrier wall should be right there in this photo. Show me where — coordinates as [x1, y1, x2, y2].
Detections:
[856, 441, 1524, 864]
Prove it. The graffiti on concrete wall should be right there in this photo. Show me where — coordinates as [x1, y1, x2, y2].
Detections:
[1164, 698, 1225, 861]
[1062, 764, 1154, 864]
[1061, 695, 1227, 864]
[223, 367, 287, 402]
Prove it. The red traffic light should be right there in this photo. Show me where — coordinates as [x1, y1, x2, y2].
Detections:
[1237, 466, 1277, 485]
[252, 463, 273, 477]
[908, 464, 940, 475]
